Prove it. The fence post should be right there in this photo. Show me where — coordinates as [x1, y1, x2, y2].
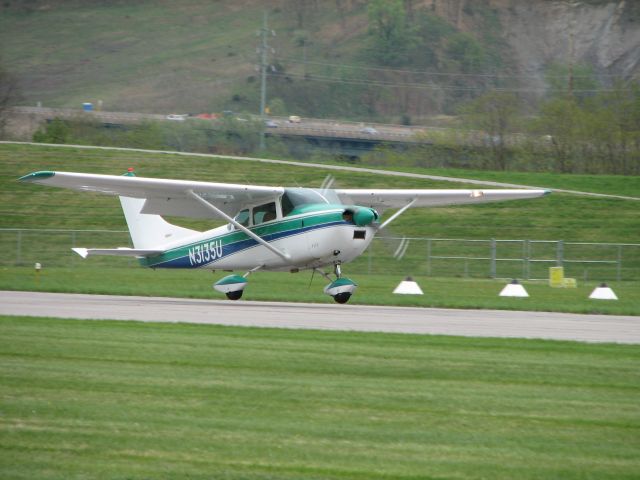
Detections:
[523, 239, 529, 279]
[617, 244, 622, 282]
[16, 230, 22, 266]
[71, 231, 77, 268]
[490, 238, 496, 278]
[557, 240, 564, 266]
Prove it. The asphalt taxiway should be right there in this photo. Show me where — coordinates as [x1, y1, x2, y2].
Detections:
[1, 291, 638, 344]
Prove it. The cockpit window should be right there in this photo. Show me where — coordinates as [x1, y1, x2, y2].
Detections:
[281, 193, 295, 217]
[281, 188, 333, 216]
[253, 202, 277, 225]
[234, 209, 250, 227]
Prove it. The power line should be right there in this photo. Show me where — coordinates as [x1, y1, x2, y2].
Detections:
[277, 56, 631, 80]
[267, 71, 624, 93]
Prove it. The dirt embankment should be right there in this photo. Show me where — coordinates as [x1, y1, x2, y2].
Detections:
[426, 0, 639, 90]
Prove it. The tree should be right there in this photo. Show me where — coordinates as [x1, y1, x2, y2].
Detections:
[33, 118, 71, 144]
[0, 61, 21, 137]
[544, 63, 599, 101]
[445, 32, 487, 73]
[588, 81, 640, 174]
[367, 0, 416, 66]
[532, 97, 586, 173]
[459, 91, 520, 170]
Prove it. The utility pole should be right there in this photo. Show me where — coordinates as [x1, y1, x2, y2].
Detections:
[259, 10, 269, 150]
[568, 30, 574, 98]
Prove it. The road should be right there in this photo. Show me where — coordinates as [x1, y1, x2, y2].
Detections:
[1, 291, 638, 344]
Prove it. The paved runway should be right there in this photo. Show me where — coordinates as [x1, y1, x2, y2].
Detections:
[1, 291, 638, 344]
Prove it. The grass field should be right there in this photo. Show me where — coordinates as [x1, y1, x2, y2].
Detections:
[1, 143, 639, 313]
[1, 266, 638, 316]
[2, 143, 639, 242]
[2, 144, 639, 478]
[1, 316, 639, 479]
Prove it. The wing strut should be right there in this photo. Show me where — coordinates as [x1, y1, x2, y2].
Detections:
[378, 198, 417, 230]
[186, 190, 292, 263]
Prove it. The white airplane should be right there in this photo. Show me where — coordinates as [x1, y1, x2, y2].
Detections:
[19, 169, 549, 303]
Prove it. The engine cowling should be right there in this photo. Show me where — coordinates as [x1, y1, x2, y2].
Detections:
[349, 207, 378, 226]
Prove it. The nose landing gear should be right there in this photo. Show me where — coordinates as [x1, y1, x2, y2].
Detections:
[318, 262, 357, 304]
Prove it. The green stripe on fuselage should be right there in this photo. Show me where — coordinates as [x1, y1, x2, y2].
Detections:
[139, 209, 345, 268]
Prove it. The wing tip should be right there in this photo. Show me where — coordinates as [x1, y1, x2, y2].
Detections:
[19, 171, 55, 182]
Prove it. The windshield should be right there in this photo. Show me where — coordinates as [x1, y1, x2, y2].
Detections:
[282, 188, 339, 216]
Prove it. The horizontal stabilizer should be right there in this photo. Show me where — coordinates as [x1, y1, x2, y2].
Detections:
[72, 247, 164, 258]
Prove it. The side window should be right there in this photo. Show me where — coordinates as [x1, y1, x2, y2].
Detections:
[253, 202, 277, 225]
[234, 209, 250, 227]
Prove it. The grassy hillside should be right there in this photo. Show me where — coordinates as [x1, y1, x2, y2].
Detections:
[2, 316, 639, 479]
[0, 1, 269, 112]
[0, 1, 509, 119]
[0, 1, 377, 115]
[2, 142, 638, 282]
[2, 143, 639, 243]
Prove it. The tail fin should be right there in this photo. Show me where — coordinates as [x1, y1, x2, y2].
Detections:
[119, 196, 198, 249]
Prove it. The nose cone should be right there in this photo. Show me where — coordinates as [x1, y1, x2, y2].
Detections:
[353, 207, 378, 226]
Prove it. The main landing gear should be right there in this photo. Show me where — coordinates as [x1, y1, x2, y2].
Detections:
[213, 274, 248, 300]
[213, 266, 261, 300]
[318, 262, 358, 304]
[214, 263, 357, 304]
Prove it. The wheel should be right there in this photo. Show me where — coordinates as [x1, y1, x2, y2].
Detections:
[333, 292, 351, 304]
[226, 290, 243, 300]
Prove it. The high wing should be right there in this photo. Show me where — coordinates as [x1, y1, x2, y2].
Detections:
[19, 171, 549, 219]
[19, 171, 284, 218]
[335, 188, 550, 211]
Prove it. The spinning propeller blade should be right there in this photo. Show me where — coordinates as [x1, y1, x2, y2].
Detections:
[374, 228, 411, 260]
[321, 174, 409, 260]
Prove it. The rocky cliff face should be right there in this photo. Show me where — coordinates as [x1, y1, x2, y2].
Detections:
[426, 0, 639, 92]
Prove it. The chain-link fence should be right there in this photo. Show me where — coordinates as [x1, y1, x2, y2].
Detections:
[351, 237, 639, 282]
[2, 228, 638, 282]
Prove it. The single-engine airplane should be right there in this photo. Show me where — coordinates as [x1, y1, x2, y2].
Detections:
[19, 169, 549, 303]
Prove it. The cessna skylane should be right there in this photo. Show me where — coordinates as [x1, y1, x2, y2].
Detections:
[19, 169, 549, 303]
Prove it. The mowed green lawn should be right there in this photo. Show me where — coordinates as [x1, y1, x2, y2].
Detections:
[2, 266, 639, 316]
[1, 316, 639, 480]
[2, 143, 640, 242]
[2, 143, 639, 314]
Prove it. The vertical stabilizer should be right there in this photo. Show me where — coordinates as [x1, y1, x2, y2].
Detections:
[119, 196, 198, 249]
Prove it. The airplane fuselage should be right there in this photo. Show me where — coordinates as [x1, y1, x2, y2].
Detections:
[139, 207, 376, 272]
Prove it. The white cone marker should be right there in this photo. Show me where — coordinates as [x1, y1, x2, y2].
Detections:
[393, 276, 424, 295]
[589, 283, 618, 300]
[499, 279, 529, 297]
